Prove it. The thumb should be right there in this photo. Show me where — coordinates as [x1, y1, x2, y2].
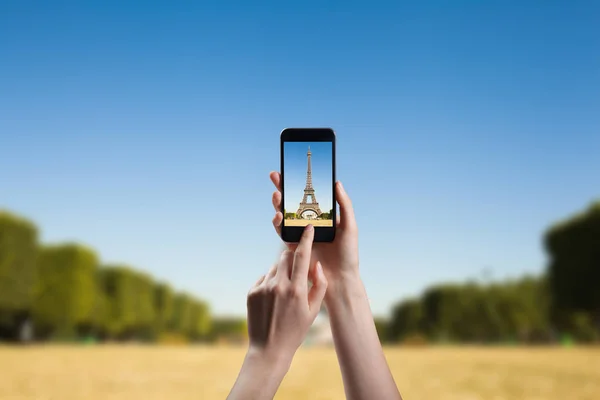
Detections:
[308, 262, 328, 316]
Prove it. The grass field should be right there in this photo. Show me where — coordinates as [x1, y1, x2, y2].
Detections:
[285, 219, 334, 227]
[0, 345, 599, 400]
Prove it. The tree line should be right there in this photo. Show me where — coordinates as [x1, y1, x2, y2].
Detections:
[0, 210, 246, 343]
[383, 201, 600, 344]
[2, 200, 598, 345]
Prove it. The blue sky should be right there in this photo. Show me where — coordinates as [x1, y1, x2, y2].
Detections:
[1, 2, 599, 317]
[283, 142, 333, 215]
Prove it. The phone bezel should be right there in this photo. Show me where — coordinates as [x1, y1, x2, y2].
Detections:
[280, 127, 336, 243]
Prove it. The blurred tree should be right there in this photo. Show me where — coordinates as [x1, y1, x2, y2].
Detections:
[390, 275, 551, 344]
[153, 282, 174, 337]
[566, 312, 598, 343]
[170, 292, 194, 334]
[131, 270, 156, 340]
[90, 271, 109, 338]
[208, 317, 247, 342]
[0, 207, 216, 344]
[373, 317, 388, 343]
[33, 244, 99, 339]
[99, 265, 138, 339]
[0, 211, 38, 341]
[388, 298, 424, 342]
[422, 284, 465, 341]
[189, 298, 211, 341]
[545, 201, 600, 337]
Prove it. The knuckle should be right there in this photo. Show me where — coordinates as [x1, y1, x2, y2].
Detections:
[289, 285, 302, 299]
[268, 281, 286, 297]
[274, 284, 287, 297]
[247, 286, 262, 298]
[246, 291, 260, 306]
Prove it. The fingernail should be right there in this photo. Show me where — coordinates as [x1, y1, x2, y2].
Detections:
[338, 182, 345, 194]
[306, 224, 314, 232]
[316, 262, 323, 274]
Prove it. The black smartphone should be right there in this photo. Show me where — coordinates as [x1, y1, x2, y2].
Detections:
[280, 128, 336, 243]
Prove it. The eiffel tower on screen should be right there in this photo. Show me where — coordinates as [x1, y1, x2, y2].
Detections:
[296, 146, 323, 220]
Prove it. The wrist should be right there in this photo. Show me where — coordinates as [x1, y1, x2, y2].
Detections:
[229, 346, 293, 400]
[324, 271, 365, 307]
[246, 344, 293, 375]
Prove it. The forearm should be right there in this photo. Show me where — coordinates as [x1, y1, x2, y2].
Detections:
[227, 347, 292, 400]
[325, 273, 402, 400]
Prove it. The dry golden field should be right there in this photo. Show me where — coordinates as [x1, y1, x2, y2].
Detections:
[0, 345, 599, 400]
[284, 219, 334, 227]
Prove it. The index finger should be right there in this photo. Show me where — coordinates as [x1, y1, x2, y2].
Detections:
[291, 224, 314, 286]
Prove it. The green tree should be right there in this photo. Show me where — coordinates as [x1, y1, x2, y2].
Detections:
[33, 244, 99, 339]
[208, 317, 247, 342]
[99, 265, 138, 339]
[422, 284, 466, 341]
[170, 293, 194, 334]
[374, 317, 388, 343]
[388, 298, 424, 342]
[89, 271, 109, 338]
[0, 211, 38, 339]
[390, 275, 550, 344]
[188, 298, 211, 340]
[153, 282, 174, 337]
[130, 270, 156, 339]
[545, 201, 600, 337]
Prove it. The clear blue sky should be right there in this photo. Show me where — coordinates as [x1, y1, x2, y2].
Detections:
[1, 2, 599, 317]
[283, 142, 333, 215]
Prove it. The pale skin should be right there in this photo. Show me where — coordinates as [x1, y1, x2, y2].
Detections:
[227, 224, 328, 400]
[228, 174, 402, 400]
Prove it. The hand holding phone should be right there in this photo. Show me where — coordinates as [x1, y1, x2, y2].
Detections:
[268, 136, 403, 400]
[273, 127, 358, 283]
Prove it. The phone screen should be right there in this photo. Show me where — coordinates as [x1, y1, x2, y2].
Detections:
[283, 141, 334, 227]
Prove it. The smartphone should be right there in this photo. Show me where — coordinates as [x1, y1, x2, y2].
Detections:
[280, 128, 336, 243]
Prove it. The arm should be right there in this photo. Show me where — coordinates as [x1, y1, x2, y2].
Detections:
[227, 347, 292, 400]
[326, 273, 402, 400]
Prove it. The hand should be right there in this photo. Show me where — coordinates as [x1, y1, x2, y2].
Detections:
[246, 224, 328, 360]
[228, 225, 328, 400]
[269, 172, 360, 294]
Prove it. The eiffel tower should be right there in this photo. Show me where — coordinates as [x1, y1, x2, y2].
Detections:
[296, 146, 323, 219]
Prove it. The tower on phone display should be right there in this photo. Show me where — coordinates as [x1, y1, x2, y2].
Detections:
[296, 146, 323, 219]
